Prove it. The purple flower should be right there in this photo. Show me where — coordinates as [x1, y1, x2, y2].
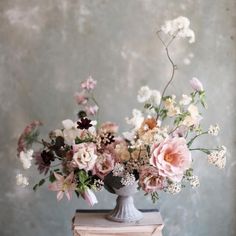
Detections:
[190, 77, 204, 91]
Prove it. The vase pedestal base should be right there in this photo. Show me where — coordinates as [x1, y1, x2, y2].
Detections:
[106, 195, 143, 223]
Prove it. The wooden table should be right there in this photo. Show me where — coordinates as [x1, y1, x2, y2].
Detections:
[72, 210, 164, 236]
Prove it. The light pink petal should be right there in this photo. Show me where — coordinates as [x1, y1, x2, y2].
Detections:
[57, 191, 64, 201]
[54, 172, 64, 181]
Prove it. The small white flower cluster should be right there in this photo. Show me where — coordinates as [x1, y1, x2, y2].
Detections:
[112, 163, 125, 177]
[208, 124, 220, 136]
[16, 173, 29, 187]
[19, 149, 34, 169]
[92, 179, 104, 192]
[161, 16, 195, 43]
[137, 86, 161, 107]
[208, 146, 227, 169]
[188, 175, 200, 188]
[120, 173, 136, 186]
[167, 182, 182, 194]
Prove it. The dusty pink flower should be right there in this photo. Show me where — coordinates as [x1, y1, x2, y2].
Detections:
[139, 166, 164, 193]
[48, 172, 76, 201]
[81, 188, 98, 206]
[17, 120, 42, 156]
[92, 152, 115, 179]
[100, 122, 119, 133]
[172, 125, 188, 138]
[72, 143, 97, 171]
[81, 76, 97, 90]
[85, 105, 99, 116]
[150, 137, 192, 182]
[74, 92, 88, 105]
[190, 77, 204, 91]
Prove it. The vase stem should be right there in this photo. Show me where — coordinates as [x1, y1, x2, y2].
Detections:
[106, 195, 143, 222]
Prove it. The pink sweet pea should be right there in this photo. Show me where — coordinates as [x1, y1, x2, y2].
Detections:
[150, 137, 192, 182]
[81, 76, 97, 90]
[81, 188, 98, 206]
[190, 77, 204, 91]
[74, 92, 88, 105]
[17, 120, 42, 156]
[85, 105, 99, 116]
[48, 172, 76, 201]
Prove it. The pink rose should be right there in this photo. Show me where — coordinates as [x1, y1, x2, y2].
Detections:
[92, 152, 115, 179]
[72, 143, 97, 171]
[74, 92, 88, 105]
[190, 77, 204, 91]
[150, 137, 192, 182]
[139, 166, 164, 193]
[81, 76, 97, 90]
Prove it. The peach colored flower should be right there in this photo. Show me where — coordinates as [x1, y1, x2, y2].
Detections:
[92, 152, 115, 179]
[73, 143, 97, 171]
[139, 166, 164, 193]
[150, 137, 192, 182]
[48, 172, 76, 201]
[100, 122, 119, 133]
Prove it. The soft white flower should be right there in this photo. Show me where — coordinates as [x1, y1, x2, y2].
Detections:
[167, 182, 182, 194]
[16, 173, 29, 187]
[182, 104, 202, 127]
[179, 94, 192, 106]
[62, 119, 80, 144]
[126, 109, 144, 130]
[190, 77, 204, 91]
[19, 149, 33, 169]
[164, 96, 180, 117]
[188, 176, 200, 188]
[53, 129, 63, 137]
[208, 124, 220, 136]
[161, 16, 195, 43]
[208, 146, 226, 169]
[150, 90, 161, 107]
[137, 86, 152, 103]
[123, 130, 136, 142]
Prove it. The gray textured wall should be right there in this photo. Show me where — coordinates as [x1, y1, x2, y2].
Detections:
[0, 0, 235, 236]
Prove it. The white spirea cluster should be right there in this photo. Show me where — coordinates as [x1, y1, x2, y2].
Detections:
[125, 109, 144, 130]
[208, 124, 220, 136]
[19, 149, 34, 169]
[208, 146, 227, 169]
[161, 16, 195, 43]
[112, 163, 125, 177]
[188, 176, 200, 188]
[121, 173, 136, 186]
[137, 86, 161, 107]
[167, 182, 182, 194]
[16, 173, 29, 187]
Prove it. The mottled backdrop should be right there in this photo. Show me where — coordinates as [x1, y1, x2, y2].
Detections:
[0, 0, 235, 236]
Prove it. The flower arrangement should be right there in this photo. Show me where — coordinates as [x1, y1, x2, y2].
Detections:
[16, 16, 226, 206]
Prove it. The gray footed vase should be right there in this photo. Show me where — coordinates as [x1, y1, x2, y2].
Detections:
[106, 181, 143, 223]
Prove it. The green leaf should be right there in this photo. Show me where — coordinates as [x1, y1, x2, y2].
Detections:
[33, 184, 38, 192]
[38, 179, 45, 186]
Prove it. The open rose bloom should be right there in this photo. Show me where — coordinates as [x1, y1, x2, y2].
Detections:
[16, 16, 226, 206]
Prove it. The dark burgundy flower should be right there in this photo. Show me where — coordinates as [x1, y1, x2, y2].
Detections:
[35, 151, 52, 175]
[77, 117, 92, 130]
